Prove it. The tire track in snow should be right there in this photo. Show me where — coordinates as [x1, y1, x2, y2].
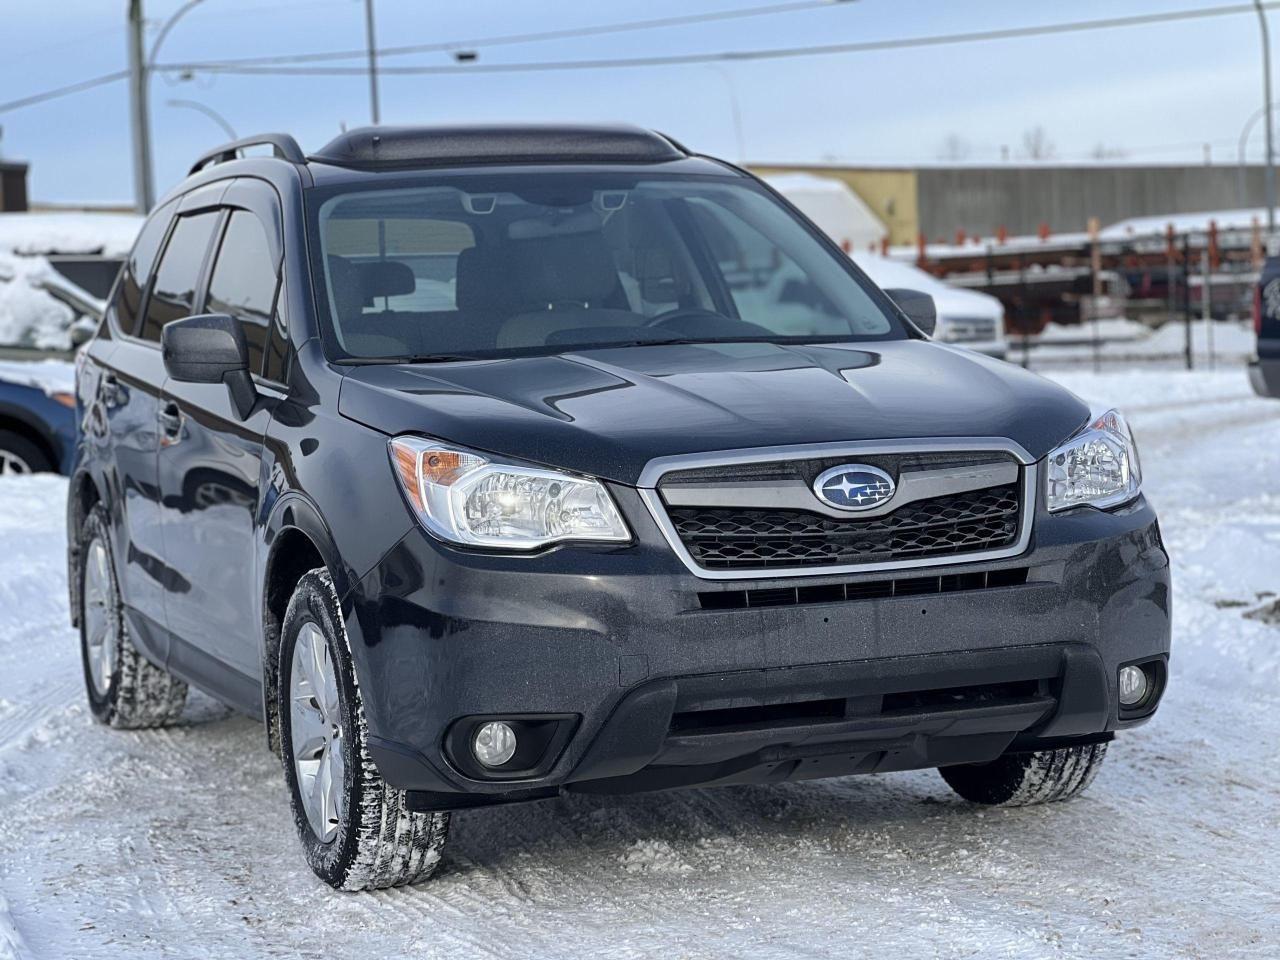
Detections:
[0, 675, 78, 757]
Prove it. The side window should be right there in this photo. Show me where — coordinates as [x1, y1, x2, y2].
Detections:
[110, 200, 175, 337]
[138, 210, 220, 344]
[206, 210, 279, 376]
[263, 275, 289, 383]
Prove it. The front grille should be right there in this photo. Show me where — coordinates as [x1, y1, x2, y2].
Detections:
[668, 483, 1021, 570]
[698, 566, 1029, 610]
[943, 316, 999, 342]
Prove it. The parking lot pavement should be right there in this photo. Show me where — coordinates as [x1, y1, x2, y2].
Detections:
[0, 369, 1277, 960]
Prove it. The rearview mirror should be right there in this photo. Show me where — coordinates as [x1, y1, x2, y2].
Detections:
[884, 288, 937, 337]
[162, 313, 256, 418]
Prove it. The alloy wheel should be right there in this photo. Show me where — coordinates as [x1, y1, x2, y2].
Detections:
[289, 622, 346, 844]
[0, 450, 32, 476]
[82, 537, 116, 696]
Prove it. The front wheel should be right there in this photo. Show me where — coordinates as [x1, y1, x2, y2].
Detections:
[278, 568, 450, 890]
[939, 742, 1108, 806]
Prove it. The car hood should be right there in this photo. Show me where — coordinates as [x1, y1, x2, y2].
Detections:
[337, 340, 1088, 485]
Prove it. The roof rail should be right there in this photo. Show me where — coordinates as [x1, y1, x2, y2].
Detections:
[188, 133, 306, 176]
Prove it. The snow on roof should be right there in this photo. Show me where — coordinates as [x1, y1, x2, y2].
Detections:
[0, 212, 143, 258]
[0, 253, 84, 351]
[1098, 207, 1272, 240]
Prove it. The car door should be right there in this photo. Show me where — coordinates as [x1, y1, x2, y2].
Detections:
[157, 182, 285, 697]
[89, 199, 213, 659]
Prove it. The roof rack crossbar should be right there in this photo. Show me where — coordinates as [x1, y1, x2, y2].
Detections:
[188, 133, 306, 176]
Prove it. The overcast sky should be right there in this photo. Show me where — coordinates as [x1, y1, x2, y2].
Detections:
[0, 0, 1274, 206]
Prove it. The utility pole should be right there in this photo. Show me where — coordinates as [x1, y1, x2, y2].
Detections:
[364, 0, 381, 124]
[1256, 0, 1276, 234]
[127, 0, 154, 213]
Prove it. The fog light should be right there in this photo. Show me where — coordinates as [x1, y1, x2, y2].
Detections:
[472, 721, 517, 767]
[1118, 665, 1149, 706]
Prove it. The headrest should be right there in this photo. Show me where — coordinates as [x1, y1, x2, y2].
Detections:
[356, 260, 416, 303]
[456, 246, 514, 314]
[513, 233, 619, 307]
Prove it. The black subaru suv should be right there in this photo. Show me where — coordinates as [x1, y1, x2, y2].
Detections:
[67, 125, 1170, 890]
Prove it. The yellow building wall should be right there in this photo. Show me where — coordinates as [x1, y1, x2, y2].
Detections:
[750, 165, 920, 247]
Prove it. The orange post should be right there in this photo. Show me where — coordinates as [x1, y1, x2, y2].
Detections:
[916, 232, 927, 267]
[1207, 220, 1220, 271]
[1037, 221, 1051, 241]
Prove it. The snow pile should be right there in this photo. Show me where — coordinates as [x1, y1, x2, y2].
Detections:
[1023, 319, 1257, 364]
[0, 212, 142, 258]
[1032, 318, 1151, 344]
[0, 253, 78, 350]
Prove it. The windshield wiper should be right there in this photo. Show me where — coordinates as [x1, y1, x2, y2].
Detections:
[339, 354, 486, 365]
[579, 336, 856, 350]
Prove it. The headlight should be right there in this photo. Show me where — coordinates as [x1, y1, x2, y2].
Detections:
[1046, 408, 1142, 513]
[388, 436, 630, 550]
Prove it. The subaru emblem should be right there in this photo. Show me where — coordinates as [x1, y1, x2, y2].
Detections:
[813, 464, 896, 511]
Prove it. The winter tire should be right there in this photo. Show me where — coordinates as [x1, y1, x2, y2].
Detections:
[78, 504, 188, 728]
[0, 430, 52, 475]
[278, 567, 450, 891]
[939, 742, 1108, 806]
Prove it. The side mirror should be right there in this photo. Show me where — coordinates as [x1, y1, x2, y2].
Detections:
[884, 288, 937, 337]
[162, 313, 256, 418]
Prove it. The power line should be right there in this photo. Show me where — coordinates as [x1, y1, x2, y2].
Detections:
[156, 0, 851, 69]
[0, 70, 129, 115]
[160, 1, 1280, 77]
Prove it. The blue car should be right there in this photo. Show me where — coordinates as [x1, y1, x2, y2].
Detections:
[0, 355, 78, 474]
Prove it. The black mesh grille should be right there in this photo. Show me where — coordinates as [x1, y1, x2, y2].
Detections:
[667, 483, 1021, 570]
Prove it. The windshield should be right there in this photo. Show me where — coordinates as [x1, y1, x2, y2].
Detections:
[310, 172, 904, 360]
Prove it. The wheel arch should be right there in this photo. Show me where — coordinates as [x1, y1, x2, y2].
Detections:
[260, 492, 349, 752]
[66, 468, 107, 628]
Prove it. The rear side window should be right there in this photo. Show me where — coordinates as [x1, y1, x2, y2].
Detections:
[206, 210, 280, 376]
[110, 200, 175, 337]
[138, 211, 220, 343]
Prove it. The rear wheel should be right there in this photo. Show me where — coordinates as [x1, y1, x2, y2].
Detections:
[78, 504, 188, 728]
[939, 742, 1108, 806]
[278, 568, 450, 890]
[0, 430, 52, 475]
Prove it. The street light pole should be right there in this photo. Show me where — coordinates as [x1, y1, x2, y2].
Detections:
[127, 0, 153, 212]
[126, 0, 209, 213]
[167, 98, 236, 140]
[364, 0, 381, 124]
[1256, 0, 1276, 234]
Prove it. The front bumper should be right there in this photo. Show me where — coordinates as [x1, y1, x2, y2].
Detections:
[345, 487, 1170, 807]
[1249, 357, 1280, 398]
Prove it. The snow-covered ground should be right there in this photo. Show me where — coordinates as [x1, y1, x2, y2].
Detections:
[0, 370, 1278, 959]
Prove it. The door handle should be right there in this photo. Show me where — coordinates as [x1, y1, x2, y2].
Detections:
[158, 401, 184, 444]
[100, 372, 122, 407]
